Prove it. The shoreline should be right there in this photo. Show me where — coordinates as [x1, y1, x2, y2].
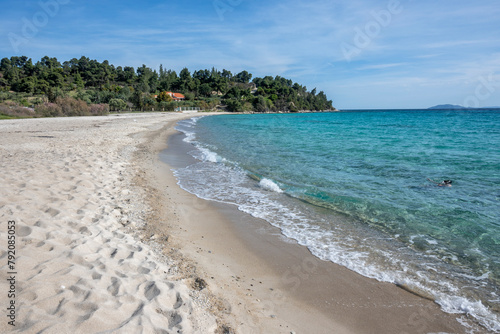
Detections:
[0, 112, 482, 333]
[144, 115, 474, 333]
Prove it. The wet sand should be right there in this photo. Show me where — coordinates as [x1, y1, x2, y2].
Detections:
[0, 112, 479, 333]
[144, 115, 473, 333]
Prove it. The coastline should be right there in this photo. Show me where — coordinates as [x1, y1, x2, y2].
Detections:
[146, 115, 475, 333]
[0, 112, 480, 333]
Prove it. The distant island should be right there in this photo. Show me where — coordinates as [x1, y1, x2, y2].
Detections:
[0, 56, 335, 119]
[428, 104, 468, 110]
[428, 104, 500, 110]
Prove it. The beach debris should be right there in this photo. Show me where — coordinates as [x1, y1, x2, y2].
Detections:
[193, 277, 207, 291]
[218, 324, 235, 334]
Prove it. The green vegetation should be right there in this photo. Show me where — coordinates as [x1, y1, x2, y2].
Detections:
[0, 114, 17, 119]
[0, 55, 334, 118]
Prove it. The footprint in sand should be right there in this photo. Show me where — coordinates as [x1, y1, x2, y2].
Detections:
[77, 302, 99, 322]
[45, 207, 60, 217]
[114, 270, 127, 278]
[35, 241, 55, 252]
[144, 281, 160, 301]
[22, 291, 38, 302]
[107, 277, 121, 296]
[168, 311, 183, 329]
[173, 293, 183, 309]
[34, 220, 48, 228]
[91, 271, 102, 280]
[51, 297, 68, 315]
[17, 225, 32, 237]
[79, 226, 92, 236]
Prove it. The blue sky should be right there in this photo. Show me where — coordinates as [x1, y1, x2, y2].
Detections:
[1, 0, 499, 109]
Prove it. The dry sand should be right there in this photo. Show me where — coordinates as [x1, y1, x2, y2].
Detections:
[0, 112, 480, 333]
[0, 113, 221, 334]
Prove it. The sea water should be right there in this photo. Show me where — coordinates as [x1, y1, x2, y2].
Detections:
[173, 110, 500, 331]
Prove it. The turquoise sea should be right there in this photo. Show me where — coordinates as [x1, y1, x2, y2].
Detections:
[173, 110, 500, 331]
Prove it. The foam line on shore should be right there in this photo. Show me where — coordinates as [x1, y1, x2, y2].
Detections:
[0, 113, 482, 334]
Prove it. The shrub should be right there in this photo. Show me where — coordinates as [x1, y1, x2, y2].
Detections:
[109, 98, 127, 112]
[197, 100, 209, 111]
[225, 98, 243, 112]
[143, 96, 157, 110]
[56, 97, 90, 116]
[0, 101, 36, 118]
[35, 102, 63, 117]
[156, 91, 173, 102]
[252, 95, 268, 112]
[90, 103, 109, 116]
[158, 101, 175, 111]
[184, 92, 195, 101]
[33, 97, 108, 117]
[75, 89, 92, 104]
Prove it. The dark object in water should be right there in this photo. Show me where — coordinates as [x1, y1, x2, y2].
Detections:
[427, 178, 453, 187]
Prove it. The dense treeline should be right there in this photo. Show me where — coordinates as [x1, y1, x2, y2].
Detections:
[0, 55, 334, 117]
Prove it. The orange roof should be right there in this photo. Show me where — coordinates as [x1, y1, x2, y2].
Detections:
[165, 92, 185, 100]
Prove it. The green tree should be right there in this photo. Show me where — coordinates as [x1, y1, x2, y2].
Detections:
[159, 70, 177, 92]
[16, 77, 36, 93]
[178, 68, 192, 92]
[74, 72, 84, 89]
[0, 55, 335, 115]
[0, 76, 9, 91]
[235, 70, 252, 83]
[225, 86, 241, 99]
[109, 98, 128, 112]
[225, 98, 243, 112]
[0, 58, 12, 73]
[222, 69, 232, 80]
[198, 83, 212, 97]
[131, 90, 145, 110]
[253, 95, 268, 112]
[156, 91, 173, 102]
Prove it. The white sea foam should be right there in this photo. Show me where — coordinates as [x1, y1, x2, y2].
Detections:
[174, 159, 500, 332]
[437, 295, 500, 332]
[176, 117, 204, 143]
[176, 117, 223, 163]
[259, 178, 284, 193]
[172, 114, 500, 333]
[198, 147, 221, 163]
[182, 131, 196, 143]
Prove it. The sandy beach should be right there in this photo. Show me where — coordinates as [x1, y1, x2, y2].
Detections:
[0, 113, 477, 333]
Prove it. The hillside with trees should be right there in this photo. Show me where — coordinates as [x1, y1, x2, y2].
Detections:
[0, 56, 334, 118]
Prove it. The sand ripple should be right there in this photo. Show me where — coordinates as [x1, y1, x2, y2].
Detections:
[0, 115, 217, 333]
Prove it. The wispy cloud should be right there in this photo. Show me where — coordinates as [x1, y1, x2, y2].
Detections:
[423, 39, 497, 49]
[357, 63, 408, 71]
[0, 0, 499, 109]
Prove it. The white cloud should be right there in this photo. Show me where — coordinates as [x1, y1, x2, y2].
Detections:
[423, 39, 496, 49]
[356, 63, 407, 71]
[1, 0, 499, 109]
